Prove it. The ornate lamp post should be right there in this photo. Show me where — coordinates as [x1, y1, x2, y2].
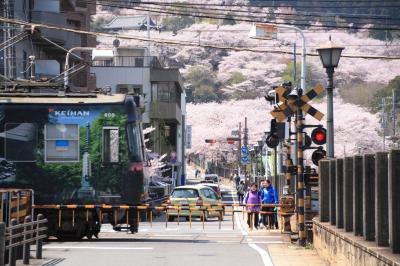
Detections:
[316, 38, 344, 158]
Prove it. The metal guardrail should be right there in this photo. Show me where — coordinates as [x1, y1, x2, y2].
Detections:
[0, 214, 47, 266]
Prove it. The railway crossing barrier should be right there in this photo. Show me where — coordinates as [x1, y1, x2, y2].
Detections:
[0, 214, 47, 266]
[33, 203, 294, 233]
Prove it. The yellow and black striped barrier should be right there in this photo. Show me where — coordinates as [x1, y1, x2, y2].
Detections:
[33, 203, 294, 232]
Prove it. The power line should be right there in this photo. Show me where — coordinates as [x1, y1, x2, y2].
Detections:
[96, 0, 400, 9]
[0, 16, 399, 60]
[94, 0, 400, 21]
[88, 1, 400, 31]
[98, 0, 400, 22]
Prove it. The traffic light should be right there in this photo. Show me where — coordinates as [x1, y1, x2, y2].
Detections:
[311, 147, 326, 166]
[266, 119, 279, 148]
[311, 127, 327, 145]
[266, 134, 279, 148]
[205, 139, 217, 144]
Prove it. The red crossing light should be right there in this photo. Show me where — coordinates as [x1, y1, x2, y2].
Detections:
[205, 139, 217, 144]
[311, 127, 327, 145]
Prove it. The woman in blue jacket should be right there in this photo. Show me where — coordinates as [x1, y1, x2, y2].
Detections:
[260, 180, 279, 229]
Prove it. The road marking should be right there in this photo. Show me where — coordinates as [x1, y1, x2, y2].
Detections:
[247, 241, 286, 244]
[233, 196, 274, 266]
[153, 234, 194, 237]
[249, 243, 274, 266]
[44, 246, 153, 250]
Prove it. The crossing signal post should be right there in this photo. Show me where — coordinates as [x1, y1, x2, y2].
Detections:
[270, 82, 327, 246]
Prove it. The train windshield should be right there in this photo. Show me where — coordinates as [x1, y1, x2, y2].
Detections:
[126, 123, 143, 163]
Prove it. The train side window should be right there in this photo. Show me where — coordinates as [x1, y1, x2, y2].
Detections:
[4, 123, 38, 162]
[45, 124, 79, 162]
[102, 127, 119, 163]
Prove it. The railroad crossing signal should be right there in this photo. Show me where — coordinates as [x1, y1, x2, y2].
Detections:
[311, 127, 327, 145]
[271, 84, 325, 122]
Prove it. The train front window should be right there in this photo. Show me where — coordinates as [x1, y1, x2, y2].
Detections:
[102, 127, 119, 163]
[126, 123, 143, 162]
[4, 123, 38, 162]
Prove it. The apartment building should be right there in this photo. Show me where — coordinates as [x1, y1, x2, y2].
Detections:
[91, 46, 187, 186]
[0, 0, 95, 90]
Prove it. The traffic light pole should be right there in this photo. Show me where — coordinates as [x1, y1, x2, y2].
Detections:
[296, 108, 306, 246]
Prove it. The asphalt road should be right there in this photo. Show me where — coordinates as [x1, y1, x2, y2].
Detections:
[38, 181, 281, 266]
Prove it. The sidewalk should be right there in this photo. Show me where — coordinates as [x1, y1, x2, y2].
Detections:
[240, 211, 327, 266]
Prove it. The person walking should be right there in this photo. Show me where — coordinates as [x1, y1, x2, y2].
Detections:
[260, 179, 279, 229]
[234, 174, 240, 189]
[258, 180, 267, 228]
[243, 183, 261, 229]
[237, 180, 246, 203]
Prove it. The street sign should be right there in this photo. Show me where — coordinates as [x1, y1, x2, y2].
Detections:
[248, 23, 278, 40]
[185, 125, 192, 149]
[241, 156, 249, 164]
[271, 84, 325, 122]
[241, 146, 248, 154]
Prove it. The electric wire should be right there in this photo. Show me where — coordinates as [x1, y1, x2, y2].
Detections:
[95, 0, 400, 22]
[0, 16, 399, 60]
[86, 0, 400, 31]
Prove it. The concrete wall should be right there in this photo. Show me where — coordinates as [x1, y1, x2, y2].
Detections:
[313, 220, 400, 266]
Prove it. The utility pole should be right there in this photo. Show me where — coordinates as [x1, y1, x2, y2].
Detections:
[244, 117, 248, 177]
[382, 97, 387, 151]
[238, 122, 242, 175]
[393, 89, 396, 137]
[244, 117, 248, 147]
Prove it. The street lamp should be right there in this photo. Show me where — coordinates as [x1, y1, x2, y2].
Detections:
[316, 37, 345, 158]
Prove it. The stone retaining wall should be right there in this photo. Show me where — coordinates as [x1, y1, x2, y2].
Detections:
[313, 219, 400, 266]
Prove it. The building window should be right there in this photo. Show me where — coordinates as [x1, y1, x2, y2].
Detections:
[102, 127, 119, 163]
[151, 82, 179, 103]
[135, 57, 144, 67]
[67, 19, 81, 29]
[116, 84, 142, 95]
[158, 83, 170, 102]
[4, 123, 38, 162]
[44, 124, 79, 162]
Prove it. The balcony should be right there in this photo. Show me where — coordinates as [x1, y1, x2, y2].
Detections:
[91, 56, 163, 68]
[150, 102, 182, 124]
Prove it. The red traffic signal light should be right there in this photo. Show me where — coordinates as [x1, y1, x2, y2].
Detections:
[312, 147, 326, 166]
[205, 139, 217, 144]
[311, 127, 327, 145]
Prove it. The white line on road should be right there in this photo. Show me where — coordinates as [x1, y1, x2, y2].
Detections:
[234, 198, 274, 266]
[153, 235, 194, 237]
[44, 246, 153, 250]
[247, 241, 286, 244]
[249, 243, 275, 266]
